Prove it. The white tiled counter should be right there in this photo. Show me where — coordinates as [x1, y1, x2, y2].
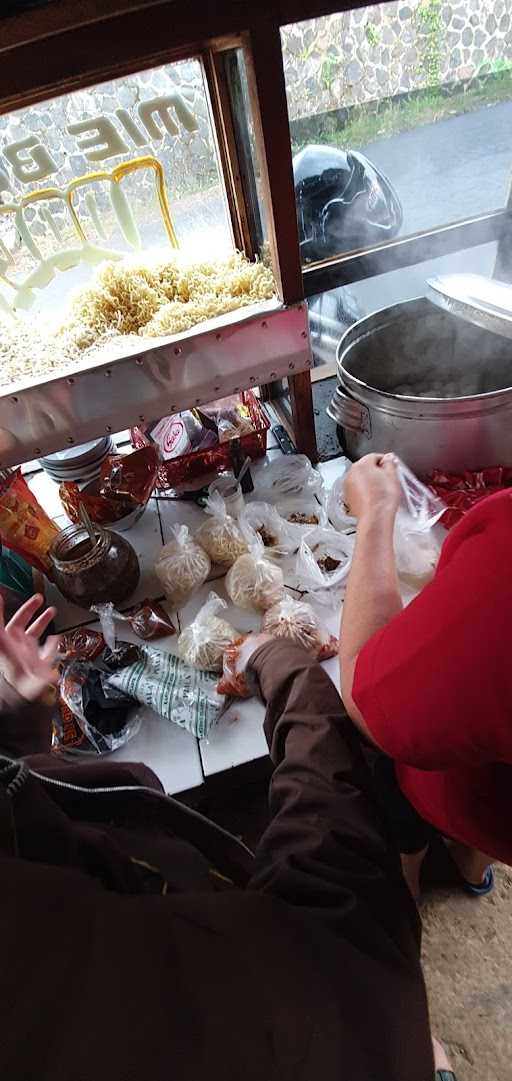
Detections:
[29, 439, 347, 796]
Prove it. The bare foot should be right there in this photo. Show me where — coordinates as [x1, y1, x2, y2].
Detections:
[400, 844, 429, 901]
[432, 1035, 455, 1074]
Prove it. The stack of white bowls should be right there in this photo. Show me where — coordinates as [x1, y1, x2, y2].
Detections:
[39, 437, 116, 486]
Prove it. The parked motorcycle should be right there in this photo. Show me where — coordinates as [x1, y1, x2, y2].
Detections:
[293, 143, 403, 368]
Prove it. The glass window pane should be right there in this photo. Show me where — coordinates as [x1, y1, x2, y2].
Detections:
[281, 2, 512, 265]
[0, 57, 233, 318]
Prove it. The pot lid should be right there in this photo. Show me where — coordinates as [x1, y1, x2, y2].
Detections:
[426, 273, 512, 339]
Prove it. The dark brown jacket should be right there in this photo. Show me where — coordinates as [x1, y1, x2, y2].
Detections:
[0, 641, 434, 1080]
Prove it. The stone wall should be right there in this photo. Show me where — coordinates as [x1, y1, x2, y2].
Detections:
[0, 1, 510, 213]
[282, 0, 512, 123]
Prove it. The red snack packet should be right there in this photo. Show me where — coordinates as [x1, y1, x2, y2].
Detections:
[123, 599, 176, 640]
[100, 446, 159, 507]
[217, 636, 252, 699]
[59, 481, 132, 526]
[0, 470, 60, 574]
[58, 628, 105, 662]
[427, 466, 512, 528]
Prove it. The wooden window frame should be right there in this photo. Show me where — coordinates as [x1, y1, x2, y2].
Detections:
[1, 0, 511, 458]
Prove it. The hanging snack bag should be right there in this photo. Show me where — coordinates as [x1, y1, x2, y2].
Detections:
[262, 595, 338, 660]
[177, 591, 238, 672]
[155, 524, 211, 608]
[225, 528, 285, 612]
[195, 491, 247, 567]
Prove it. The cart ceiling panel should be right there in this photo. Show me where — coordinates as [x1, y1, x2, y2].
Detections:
[0, 300, 310, 468]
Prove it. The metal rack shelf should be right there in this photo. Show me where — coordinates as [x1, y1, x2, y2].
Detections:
[0, 299, 310, 468]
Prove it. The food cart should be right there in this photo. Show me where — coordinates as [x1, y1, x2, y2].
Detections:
[1, 0, 511, 792]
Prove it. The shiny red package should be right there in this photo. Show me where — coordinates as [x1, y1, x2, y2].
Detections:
[217, 636, 252, 699]
[100, 446, 159, 506]
[58, 628, 106, 662]
[59, 481, 132, 526]
[123, 599, 176, 640]
[427, 466, 512, 528]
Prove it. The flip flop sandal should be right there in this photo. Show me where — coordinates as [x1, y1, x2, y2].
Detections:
[459, 864, 495, 897]
[436, 1072, 458, 1080]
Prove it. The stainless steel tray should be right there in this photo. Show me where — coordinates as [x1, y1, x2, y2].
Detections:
[427, 273, 512, 339]
[0, 299, 310, 468]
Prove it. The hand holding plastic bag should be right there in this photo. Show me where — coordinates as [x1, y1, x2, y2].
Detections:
[262, 595, 338, 660]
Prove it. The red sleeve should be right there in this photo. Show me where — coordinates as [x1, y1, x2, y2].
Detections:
[353, 491, 512, 770]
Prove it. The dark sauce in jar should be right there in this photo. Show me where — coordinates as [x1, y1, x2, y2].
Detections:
[49, 524, 140, 609]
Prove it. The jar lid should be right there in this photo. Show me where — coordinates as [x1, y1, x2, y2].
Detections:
[426, 273, 512, 339]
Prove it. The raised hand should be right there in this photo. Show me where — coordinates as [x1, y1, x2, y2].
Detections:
[0, 593, 60, 702]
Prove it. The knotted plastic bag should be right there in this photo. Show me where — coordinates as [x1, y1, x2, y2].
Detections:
[155, 524, 211, 607]
[262, 594, 338, 660]
[177, 591, 238, 672]
[195, 491, 247, 567]
[225, 528, 285, 611]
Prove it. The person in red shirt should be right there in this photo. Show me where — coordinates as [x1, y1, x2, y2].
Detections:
[339, 452, 511, 899]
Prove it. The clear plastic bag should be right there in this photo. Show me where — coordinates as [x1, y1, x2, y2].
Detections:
[107, 644, 222, 739]
[275, 496, 328, 534]
[155, 524, 211, 607]
[55, 657, 141, 756]
[92, 600, 176, 647]
[225, 528, 285, 611]
[391, 457, 445, 589]
[256, 454, 325, 501]
[394, 509, 441, 590]
[262, 595, 338, 660]
[394, 457, 445, 530]
[239, 500, 296, 553]
[326, 461, 357, 533]
[294, 526, 354, 599]
[177, 591, 238, 672]
[195, 491, 247, 567]
[216, 636, 253, 699]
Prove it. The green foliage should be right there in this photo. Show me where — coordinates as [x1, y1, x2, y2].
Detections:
[480, 57, 512, 77]
[365, 23, 380, 48]
[416, 0, 444, 85]
[291, 70, 512, 155]
[319, 48, 339, 91]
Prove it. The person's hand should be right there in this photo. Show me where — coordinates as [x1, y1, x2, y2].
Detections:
[343, 453, 401, 521]
[0, 594, 60, 703]
[235, 632, 274, 674]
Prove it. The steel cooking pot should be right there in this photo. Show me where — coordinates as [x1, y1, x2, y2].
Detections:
[327, 296, 512, 474]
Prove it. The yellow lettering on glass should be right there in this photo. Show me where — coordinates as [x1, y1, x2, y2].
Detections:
[0, 155, 177, 311]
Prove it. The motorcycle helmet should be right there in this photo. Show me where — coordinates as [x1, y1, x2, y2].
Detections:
[293, 143, 403, 262]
